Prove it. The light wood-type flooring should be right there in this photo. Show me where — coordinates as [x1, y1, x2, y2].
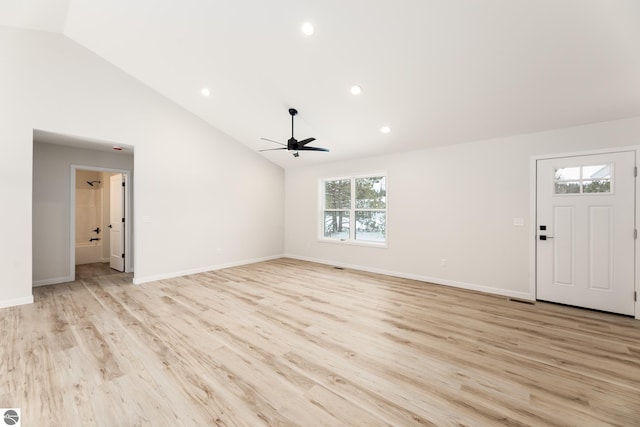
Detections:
[1, 258, 639, 426]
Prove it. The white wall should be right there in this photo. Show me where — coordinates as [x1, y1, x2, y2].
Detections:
[75, 169, 105, 248]
[33, 143, 134, 284]
[0, 26, 284, 308]
[285, 117, 640, 300]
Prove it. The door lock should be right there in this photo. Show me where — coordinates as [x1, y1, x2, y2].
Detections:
[538, 225, 553, 240]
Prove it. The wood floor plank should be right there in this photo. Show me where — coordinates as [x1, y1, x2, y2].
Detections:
[1, 259, 639, 426]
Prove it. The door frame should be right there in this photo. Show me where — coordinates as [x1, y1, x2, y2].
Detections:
[530, 146, 640, 319]
[70, 165, 133, 280]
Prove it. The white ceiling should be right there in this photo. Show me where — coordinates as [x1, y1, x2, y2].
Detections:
[0, 0, 69, 33]
[4, 0, 640, 168]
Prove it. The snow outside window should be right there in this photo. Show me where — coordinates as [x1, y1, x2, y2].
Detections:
[322, 175, 386, 244]
[554, 164, 612, 195]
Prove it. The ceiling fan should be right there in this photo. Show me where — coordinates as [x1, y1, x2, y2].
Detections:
[260, 108, 329, 157]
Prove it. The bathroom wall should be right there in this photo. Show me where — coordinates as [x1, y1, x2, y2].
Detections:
[75, 169, 103, 248]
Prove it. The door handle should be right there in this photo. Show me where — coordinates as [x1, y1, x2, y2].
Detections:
[108, 224, 113, 229]
[539, 235, 554, 240]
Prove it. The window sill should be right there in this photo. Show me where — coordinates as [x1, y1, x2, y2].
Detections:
[318, 238, 388, 249]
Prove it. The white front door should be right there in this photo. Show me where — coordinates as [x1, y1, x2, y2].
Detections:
[536, 151, 635, 315]
[109, 173, 125, 272]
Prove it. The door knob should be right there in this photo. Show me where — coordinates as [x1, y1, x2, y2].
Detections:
[108, 224, 113, 228]
[539, 235, 554, 240]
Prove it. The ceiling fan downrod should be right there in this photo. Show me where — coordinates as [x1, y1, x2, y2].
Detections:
[289, 108, 297, 140]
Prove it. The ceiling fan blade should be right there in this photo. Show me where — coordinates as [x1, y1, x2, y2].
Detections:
[297, 137, 316, 147]
[260, 137, 286, 146]
[298, 146, 329, 152]
[259, 108, 326, 156]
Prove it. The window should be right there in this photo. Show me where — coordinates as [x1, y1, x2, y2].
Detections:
[554, 164, 612, 195]
[322, 175, 386, 244]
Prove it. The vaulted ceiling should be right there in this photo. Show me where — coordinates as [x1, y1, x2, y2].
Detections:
[3, 0, 640, 168]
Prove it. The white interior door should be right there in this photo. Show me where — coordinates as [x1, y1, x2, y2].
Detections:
[536, 151, 635, 315]
[109, 173, 125, 272]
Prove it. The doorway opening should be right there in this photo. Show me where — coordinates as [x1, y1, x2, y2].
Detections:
[71, 165, 132, 281]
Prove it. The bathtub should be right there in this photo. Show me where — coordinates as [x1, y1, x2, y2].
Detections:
[75, 242, 104, 265]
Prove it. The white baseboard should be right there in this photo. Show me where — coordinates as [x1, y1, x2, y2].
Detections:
[32, 276, 73, 287]
[132, 254, 284, 285]
[284, 253, 535, 301]
[0, 295, 34, 309]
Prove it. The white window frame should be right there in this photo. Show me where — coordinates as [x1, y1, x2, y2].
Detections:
[319, 172, 388, 248]
[553, 163, 614, 196]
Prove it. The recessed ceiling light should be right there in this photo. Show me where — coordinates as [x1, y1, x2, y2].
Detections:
[201, 87, 211, 97]
[350, 85, 362, 95]
[302, 22, 314, 36]
[380, 126, 391, 134]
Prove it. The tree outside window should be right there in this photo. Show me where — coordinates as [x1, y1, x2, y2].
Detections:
[322, 175, 386, 243]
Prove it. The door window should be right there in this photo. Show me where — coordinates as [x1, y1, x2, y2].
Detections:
[554, 164, 611, 195]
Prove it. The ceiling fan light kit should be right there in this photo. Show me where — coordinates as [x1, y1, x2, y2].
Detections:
[260, 108, 329, 157]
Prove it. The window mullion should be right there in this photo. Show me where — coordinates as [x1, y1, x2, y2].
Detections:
[350, 178, 355, 241]
[321, 175, 387, 244]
